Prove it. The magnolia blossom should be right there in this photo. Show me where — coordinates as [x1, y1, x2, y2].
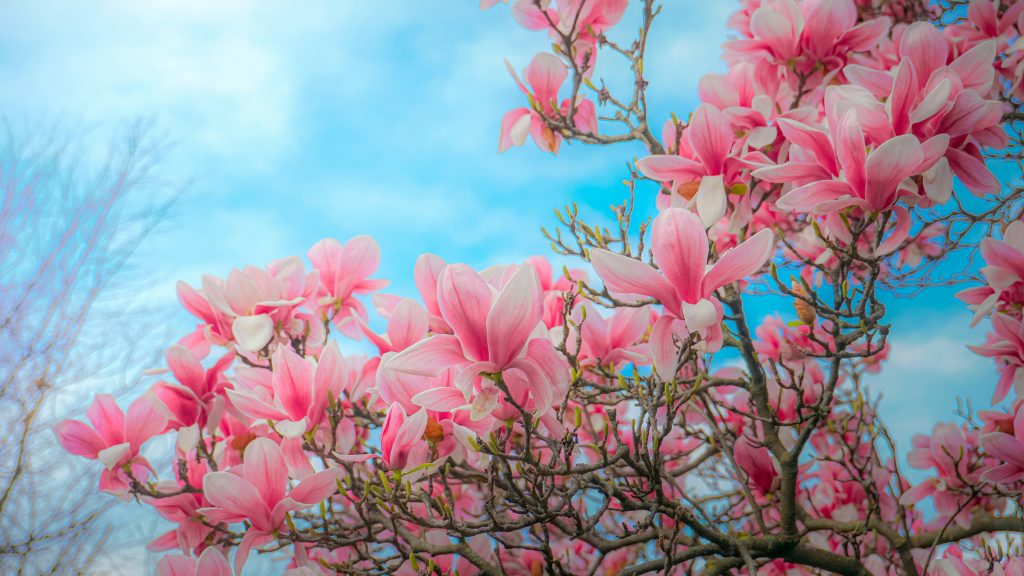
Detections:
[199, 438, 341, 572]
[591, 207, 774, 378]
[53, 393, 167, 495]
[499, 53, 597, 154]
[386, 263, 570, 429]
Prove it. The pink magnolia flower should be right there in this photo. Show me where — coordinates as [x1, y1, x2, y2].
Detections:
[500, 53, 597, 154]
[526, 254, 588, 328]
[568, 302, 653, 369]
[378, 371, 491, 473]
[958, 219, 1024, 326]
[590, 208, 774, 378]
[509, 0, 627, 66]
[385, 263, 569, 428]
[969, 314, 1024, 404]
[54, 393, 167, 495]
[227, 343, 346, 437]
[145, 438, 219, 555]
[636, 104, 743, 227]
[357, 297, 430, 354]
[198, 438, 341, 572]
[308, 236, 389, 337]
[179, 256, 320, 353]
[156, 547, 232, 576]
[980, 401, 1024, 485]
[901, 422, 999, 529]
[725, 0, 890, 69]
[151, 345, 234, 431]
[763, 109, 947, 214]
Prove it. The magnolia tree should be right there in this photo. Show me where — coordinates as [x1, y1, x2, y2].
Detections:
[54, 1, 1024, 574]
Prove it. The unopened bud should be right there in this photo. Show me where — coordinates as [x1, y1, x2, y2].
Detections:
[792, 280, 816, 325]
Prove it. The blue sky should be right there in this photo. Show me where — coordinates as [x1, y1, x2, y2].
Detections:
[0, 0, 1004, 570]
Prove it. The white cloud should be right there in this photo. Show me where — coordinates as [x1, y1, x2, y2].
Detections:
[867, 310, 997, 454]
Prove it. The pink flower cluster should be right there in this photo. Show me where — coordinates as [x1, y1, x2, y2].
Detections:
[52, 0, 1024, 573]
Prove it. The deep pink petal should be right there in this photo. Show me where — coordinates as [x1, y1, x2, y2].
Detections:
[947, 147, 1000, 196]
[53, 420, 105, 458]
[776, 118, 837, 174]
[86, 394, 126, 446]
[125, 393, 168, 448]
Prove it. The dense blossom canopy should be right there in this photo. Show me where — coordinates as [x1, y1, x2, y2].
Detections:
[56, 0, 1024, 574]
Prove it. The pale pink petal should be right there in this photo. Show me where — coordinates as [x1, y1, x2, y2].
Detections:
[694, 174, 728, 228]
[125, 393, 168, 447]
[289, 468, 341, 505]
[650, 315, 681, 381]
[835, 109, 867, 194]
[510, 0, 551, 31]
[590, 249, 681, 315]
[750, 3, 801, 60]
[203, 472, 272, 531]
[97, 443, 131, 469]
[887, 59, 917, 135]
[156, 555, 196, 576]
[864, 135, 923, 211]
[386, 299, 429, 352]
[486, 266, 542, 367]
[752, 162, 832, 183]
[195, 548, 232, 576]
[687, 104, 733, 174]
[242, 438, 288, 510]
[414, 253, 447, 318]
[702, 228, 774, 296]
[651, 207, 709, 304]
[777, 181, 853, 213]
[272, 346, 315, 421]
[898, 22, 948, 84]
[437, 264, 492, 362]
[499, 108, 533, 152]
[226, 389, 289, 421]
[165, 345, 204, 391]
[386, 334, 468, 377]
[412, 387, 469, 412]
[843, 64, 894, 98]
[86, 393, 125, 446]
[635, 155, 705, 185]
[524, 52, 567, 110]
